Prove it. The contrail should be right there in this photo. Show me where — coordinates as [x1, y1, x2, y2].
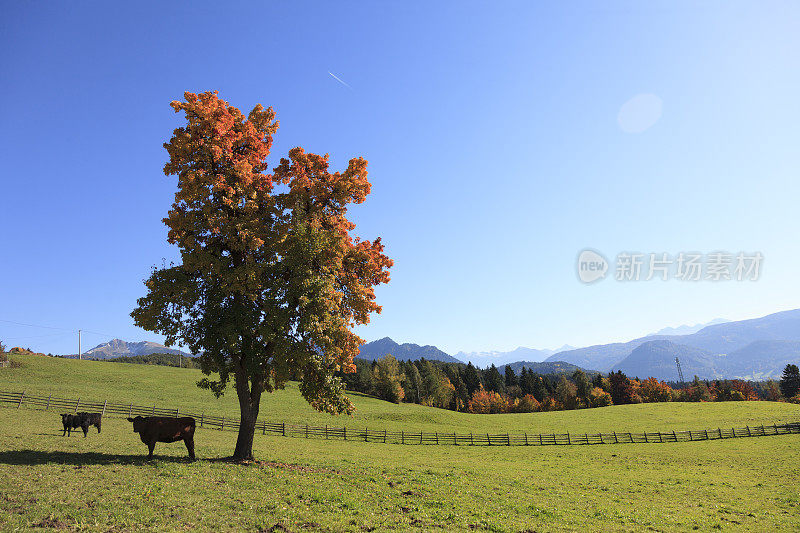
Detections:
[328, 71, 352, 89]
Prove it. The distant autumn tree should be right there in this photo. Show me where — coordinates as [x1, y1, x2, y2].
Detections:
[132, 91, 392, 461]
[608, 371, 637, 405]
[372, 355, 405, 403]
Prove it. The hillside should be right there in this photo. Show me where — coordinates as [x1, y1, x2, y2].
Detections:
[357, 337, 460, 363]
[719, 340, 800, 380]
[611, 340, 718, 381]
[1, 353, 800, 532]
[3, 353, 798, 433]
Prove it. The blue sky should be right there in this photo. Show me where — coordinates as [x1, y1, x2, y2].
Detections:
[2, 1, 799, 356]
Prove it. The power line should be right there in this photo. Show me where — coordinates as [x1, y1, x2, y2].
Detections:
[1, 332, 72, 341]
[0, 319, 72, 331]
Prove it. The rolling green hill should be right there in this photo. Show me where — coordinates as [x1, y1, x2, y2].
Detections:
[1, 353, 799, 532]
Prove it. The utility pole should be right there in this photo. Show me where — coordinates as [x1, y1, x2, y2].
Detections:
[78, 330, 82, 360]
[675, 357, 684, 387]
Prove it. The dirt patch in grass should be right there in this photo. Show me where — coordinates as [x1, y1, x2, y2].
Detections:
[32, 516, 71, 529]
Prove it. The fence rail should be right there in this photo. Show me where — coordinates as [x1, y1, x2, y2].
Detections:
[2, 389, 799, 447]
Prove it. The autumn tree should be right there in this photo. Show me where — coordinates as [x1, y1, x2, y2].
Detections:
[637, 377, 673, 403]
[418, 360, 455, 408]
[684, 376, 712, 402]
[571, 369, 592, 404]
[131, 92, 392, 461]
[608, 371, 637, 405]
[371, 355, 405, 403]
[554, 375, 578, 409]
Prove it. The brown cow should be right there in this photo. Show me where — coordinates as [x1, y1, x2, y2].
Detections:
[126, 416, 196, 460]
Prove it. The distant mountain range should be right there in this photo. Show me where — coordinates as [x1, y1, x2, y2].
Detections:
[453, 345, 576, 368]
[650, 318, 730, 336]
[83, 339, 191, 360]
[357, 337, 461, 363]
[75, 308, 800, 380]
[546, 309, 800, 380]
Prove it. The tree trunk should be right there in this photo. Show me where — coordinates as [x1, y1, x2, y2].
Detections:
[232, 370, 262, 462]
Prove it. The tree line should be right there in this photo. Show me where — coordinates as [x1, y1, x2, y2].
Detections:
[339, 356, 800, 414]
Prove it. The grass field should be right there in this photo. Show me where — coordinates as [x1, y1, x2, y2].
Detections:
[1, 354, 799, 531]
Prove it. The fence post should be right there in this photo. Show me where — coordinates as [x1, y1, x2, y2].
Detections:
[221, 417, 225, 431]
[774, 423, 778, 435]
[539, 433, 543, 446]
[627, 432, 632, 442]
[486, 433, 491, 446]
[566, 433, 570, 445]
[305, 424, 309, 438]
[262, 422, 266, 435]
[383, 429, 387, 444]
[524, 433, 528, 446]
[17, 391, 25, 409]
[506, 433, 510, 446]
[688, 431, 693, 441]
[46, 394, 51, 410]
[364, 427, 368, 442]
[672, 430, 676, 442]
[435, 432, 439, 445]
[282, 423, 286, 437]
[75, 397, 80, 413]
[343, 426, 346, 441]
[102, 400, 107, 417]
[129, 403, 133, 418]
[584, 433, 588, 445]
[325, 425, 329, 440]
[152, 405, 156, 415]
[717, 428, 722, 439]
[704, 429, 709, 440]
[175, 408, 179, 418]
[200, 413, 204, 428]
[644, 433, 648, 443]
[731, 427, 736, 438]
[471, 432, 474, 446]
[401, 430, 404, 445]
[746, 425, 751, 437]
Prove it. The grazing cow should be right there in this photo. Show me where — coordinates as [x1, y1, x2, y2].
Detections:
[126, 416, 196, 460]
[60, 412, 102, 437]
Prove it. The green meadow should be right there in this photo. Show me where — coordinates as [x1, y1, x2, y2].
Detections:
[1, 354, 799, 532]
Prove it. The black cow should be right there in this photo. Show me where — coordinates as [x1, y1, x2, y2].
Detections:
[60, 412, 102, 437]
[126, 416, 196, 460]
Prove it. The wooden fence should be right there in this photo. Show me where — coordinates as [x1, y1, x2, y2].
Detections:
[2, 389, 799, 446]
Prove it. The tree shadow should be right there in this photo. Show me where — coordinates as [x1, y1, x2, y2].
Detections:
[0, 450, 196, 466]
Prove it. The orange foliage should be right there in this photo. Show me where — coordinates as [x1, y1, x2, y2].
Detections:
[467, 388, 509, 414]
[636, 377, 673, 403]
